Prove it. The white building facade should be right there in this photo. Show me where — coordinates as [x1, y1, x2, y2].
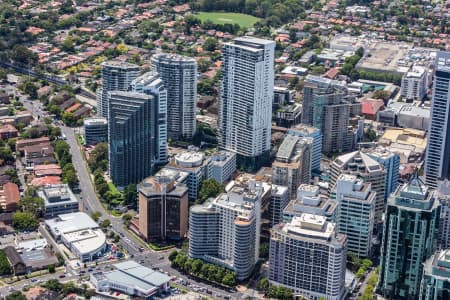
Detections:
[151, 54, 196, 140]
[219, 37, 275, 170]
[269, 213, 347, 300]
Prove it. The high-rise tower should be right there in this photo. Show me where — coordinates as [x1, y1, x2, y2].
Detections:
[151, 53, 197, 140]
[96, 61, 140, 118]
[219, 36, 275, 171]
[425, 52, 450, 188]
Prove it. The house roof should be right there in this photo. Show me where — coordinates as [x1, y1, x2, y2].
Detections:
[2, 182, 19, 206]
[30, 176, 62, 187]
[4, 246, 25, 266]
[361, 98, 384, 116]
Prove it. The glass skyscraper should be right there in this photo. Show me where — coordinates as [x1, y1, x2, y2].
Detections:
[108, 91, 158, 186]
[379, 175, 440, 298]
[425, 52, 450, 189]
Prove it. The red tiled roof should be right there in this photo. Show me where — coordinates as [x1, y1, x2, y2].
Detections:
[361, 99, 384, 116]
[30, 176, 62, 187]
[2, 183, 19, 206]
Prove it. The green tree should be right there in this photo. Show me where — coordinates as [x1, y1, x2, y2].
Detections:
[91, 211, 102, 222]
[18, 195, 44, 217]
[0, 249, 12, 275]
[10, 45, 37, 66]
[100, 219, 111, 228]
[168, 250, 178, 262]
[61, 37, 75, 53]
[62, 112, 75, 126]
[5, 291, 26, 300]
[12, 212, 38, 231]
[196, 179, 223, 204]
[48, 264, 55, 273]
[123, 184, 137, 208]
[191, 259, 203, 274]
[222, 273, 236, 287]
[259, 242, 269, 259]
[62, 163, 78, 188]
[122, 213, 133, 226]
[257, 277, 269, 292]
[203, 37, 218, 52]
[42, 279, 63, 292]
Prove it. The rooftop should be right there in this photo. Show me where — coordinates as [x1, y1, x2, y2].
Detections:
[283, 213, 335, 240]
[333, 151, 383, 173]
[45, 212, 98, 236]
[84, 118, 107, 126]
[98, 260, 171, 293]
[102, 60, 140, 70]
[436, 51, 450, 73]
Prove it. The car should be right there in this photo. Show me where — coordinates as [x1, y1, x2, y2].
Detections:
[159, 256, 164, 260]
[59, 274, 66, 278]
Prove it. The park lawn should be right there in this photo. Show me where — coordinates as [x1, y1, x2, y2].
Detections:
[195, 12, 260, 28]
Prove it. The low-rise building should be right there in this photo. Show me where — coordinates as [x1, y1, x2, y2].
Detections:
[397, 105, 430, 131]
[23, 143, 56, 170]
[401, 65, 428, 101]
[37, 184, 79, 218]
[91, 261, 170, 300]
[83, 118, 108, 145]
[207, 151, 236, 184]
[0, 182, 20, 212]
[45, 212, 107, 262]
[275, 103, 302, 128]
[166, 149, 210, 200]
[283, 184, 338, 223]
[0, 124, 18, 140]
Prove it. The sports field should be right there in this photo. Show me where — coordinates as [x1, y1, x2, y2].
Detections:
[196, 12, 260, 28]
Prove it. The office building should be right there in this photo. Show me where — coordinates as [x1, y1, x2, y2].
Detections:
[219, 37, 275, 171]
[270, 185, 289, 225]
[329, 151, 386, 225]
[275, 103, 302, 128]
[333, 174, 376, 258]
[302, 75, 357, 154]
[425, 52, 450, 189]
[272, 135, 311, 200]
[273, 86, 294, 107]
[83, 118, 108, 145]
[130, 71, 168, 164]
[283, 184, 338, 223]
[151, 53, 196, 140]
[97, 61, 140, 118]
[287, 124, 322, 175]
[37, 184, 79, 218]
[207, 151, 236, 184]
[189, 181, 263, 280]
[379, 175, 440, 299]
[45, 212, 107, 261]
[138, 170, 189, 241]
[364, 146, 400, 199]
[91, 261, 171, 299]
[108, 91, 158, 186]
[438, 180, 450, 249]
[269, 213, 347, 300]
[166, 149, 211, 200]
[401, 65, 428, 101]
[419, 250, 450, 300]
